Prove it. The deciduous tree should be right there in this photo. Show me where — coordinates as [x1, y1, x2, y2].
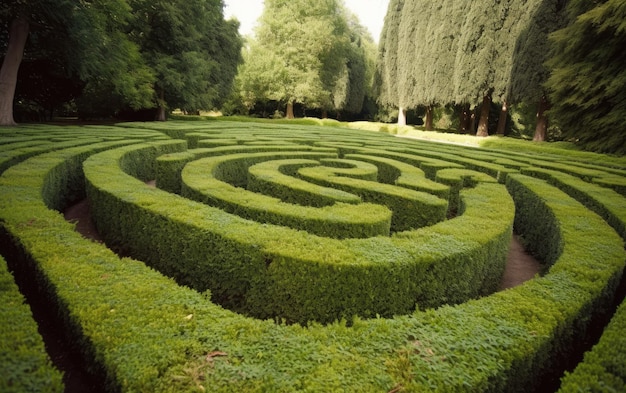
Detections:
[128, 0, 242, 120]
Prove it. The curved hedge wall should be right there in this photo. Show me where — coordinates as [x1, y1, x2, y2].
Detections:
[0, 255, 63, 392]
[0, 121, 624, 392]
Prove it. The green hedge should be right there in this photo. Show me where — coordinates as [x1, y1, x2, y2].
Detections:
[247, 158, 363, 206]
[0, 255, 64, 393]
[521, 166, 626, 239]
[297, 162, 448, 232]
[84, 140, 513, 324]
[0, 122, 624, 392]
[181, 151, 392, 239]
[435, 168, 497, 214]
[155, 144, 335, 194]
[345, 153, 450, 200]
[558, 299, 626, 392]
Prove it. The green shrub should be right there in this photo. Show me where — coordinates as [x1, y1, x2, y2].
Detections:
[247, 158, 363, 207]
[84, 138, 513, 323]
[0, 255, 64, 393]
[181, 151, 392, 239]
[559, 300, 626, 392]
[0, 121, 623, 392]
[521, 166, 626, 239]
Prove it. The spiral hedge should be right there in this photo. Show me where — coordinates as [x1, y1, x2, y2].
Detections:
[0, 120, 625, 392]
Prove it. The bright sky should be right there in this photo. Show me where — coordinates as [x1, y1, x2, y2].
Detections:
[223, 0, 390, 42]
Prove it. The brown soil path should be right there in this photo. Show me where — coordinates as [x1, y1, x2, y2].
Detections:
[499, 235, 542, 290]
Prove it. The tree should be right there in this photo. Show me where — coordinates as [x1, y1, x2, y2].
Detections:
[1, 0, 156, 123]
[238, 0, 368, 119]
[0, 15, 29, 125]
[128, 0, 242, 120]
[545, 0, 626, 154]
[330, 10, 373, 116]
[505, 0, 566, 141]
[374, 0, 406, 125]
[376, 0, 566, 137]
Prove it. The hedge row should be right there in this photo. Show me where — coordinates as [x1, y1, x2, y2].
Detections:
[181, 151, 393, 239]
[558, 299, 626, 392]
[0, 254, 64, 393]
[295, 161, 448, 232]
[155, 144, 337, 193]
[1, 122, 624, 392]
[246, 158, 364, 206]
[84, 139, 514, 324]
[344, 153, 450, 200]
[521, 166, 626, 239]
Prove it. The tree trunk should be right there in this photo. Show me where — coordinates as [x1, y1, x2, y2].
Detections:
[533, 95, 549, 142]
[397, 106, 406, 127]
[496, 100, 508, 136]
[286, 102, 295, 119]
[469, 107, 477, 135]
[0, 17, 30, 126]
[155, 88, 166, 121]
[321, 109, 328, 119]
[424, 105, 433, 131]
[458, 104, 471, 134]
[476, 91, 492, 137]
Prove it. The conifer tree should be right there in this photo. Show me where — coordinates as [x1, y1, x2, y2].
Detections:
[375, 0, 406, 124]
[545, 0, 626, 154]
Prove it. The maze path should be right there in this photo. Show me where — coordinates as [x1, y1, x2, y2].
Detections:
[0, 121, 624, 392]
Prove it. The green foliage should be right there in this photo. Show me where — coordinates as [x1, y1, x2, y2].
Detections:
[0, 121, 624, 391]
[238, 0, 373, 115]
[376, 0, 564, 113]
[0, 255, 64, 393]
[559, 300, 626, 392]
[128, 0, 243, 113]
[545, 0, 626, 155]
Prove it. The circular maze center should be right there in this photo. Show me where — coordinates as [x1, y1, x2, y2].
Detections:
[84, 129, 515, 325]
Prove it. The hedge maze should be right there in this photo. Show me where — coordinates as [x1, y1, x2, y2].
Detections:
[1, 121, 625, 392]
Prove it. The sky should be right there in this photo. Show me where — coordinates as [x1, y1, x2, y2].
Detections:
[223, 0, 390, 43]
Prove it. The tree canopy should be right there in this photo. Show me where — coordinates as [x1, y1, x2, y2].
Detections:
[236, 0, 373, 119]
[545, 0, 626, 154]
[375, 0, 565, 134]
[0, 0, 242, 122]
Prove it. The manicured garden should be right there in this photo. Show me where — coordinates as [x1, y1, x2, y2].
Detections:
[1, 120, 625, 392]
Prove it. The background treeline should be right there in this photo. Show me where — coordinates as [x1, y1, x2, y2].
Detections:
[1, 0, 624, 154]
[375, 0, 625, 155]
[0, 0, 242, 123]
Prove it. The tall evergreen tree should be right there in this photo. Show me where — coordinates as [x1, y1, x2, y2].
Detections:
[376, 0, 566, 136]
[545, 0, 626, 154]
[504, 0, 566, 140]
[374, 0, 406, 124]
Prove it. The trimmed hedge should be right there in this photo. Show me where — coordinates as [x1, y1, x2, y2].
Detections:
[345, 153, 450, 200]
[0, 255, 64, 393]
[521, 166, 626, 239]
[247, 158, 363, 206]
[84, 139, 513, 323]
[436, 168, 497, 214]
[181, 151, 392, 239]
[0, 121, 624, 392]
[155, 144, 336, 194]
[558, 299, 626, 392]
[297, 162, 448, 232]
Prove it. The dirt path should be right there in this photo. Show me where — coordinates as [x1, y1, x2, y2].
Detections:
[499, 235, 542, 290]
[64, 199, 103, 243]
